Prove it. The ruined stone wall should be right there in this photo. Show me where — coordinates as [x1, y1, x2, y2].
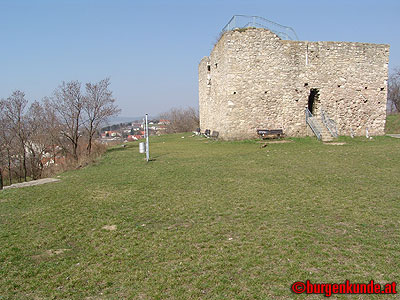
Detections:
[199, 33, 234, 135]
[199, 28, 390, 140]
[283, 39, 390, 136]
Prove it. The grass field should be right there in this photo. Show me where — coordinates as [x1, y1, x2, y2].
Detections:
[386, 113, 400, 133]
[1, 134, 400, 299]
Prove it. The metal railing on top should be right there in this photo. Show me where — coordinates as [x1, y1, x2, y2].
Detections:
[305, 108, 321, 140]
[321, 108, 338, 138]
[221, 15, 299, 41]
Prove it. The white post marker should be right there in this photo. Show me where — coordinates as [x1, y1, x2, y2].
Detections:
[145, 114, 150, 162]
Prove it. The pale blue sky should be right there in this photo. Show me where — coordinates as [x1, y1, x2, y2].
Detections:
[0, 0, 399, 117]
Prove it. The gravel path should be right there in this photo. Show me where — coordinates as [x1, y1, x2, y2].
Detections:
[3, 178, 60, 190]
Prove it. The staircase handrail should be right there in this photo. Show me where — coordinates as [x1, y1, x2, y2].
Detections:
[305, 108, 321, 140]
[320, 108, 338, 138]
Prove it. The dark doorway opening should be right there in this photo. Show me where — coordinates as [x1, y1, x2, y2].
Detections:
[308, 88, 320, 114]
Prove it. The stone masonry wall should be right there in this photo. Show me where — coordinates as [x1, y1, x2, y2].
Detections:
[199, 28, 390, 140]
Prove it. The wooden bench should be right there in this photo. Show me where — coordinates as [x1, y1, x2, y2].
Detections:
[257, 129, 284, 139]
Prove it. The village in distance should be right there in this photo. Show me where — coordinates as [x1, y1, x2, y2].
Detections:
[100, 118, 170, 143]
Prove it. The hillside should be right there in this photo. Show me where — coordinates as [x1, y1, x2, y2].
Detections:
[1, 134, 400, 298]
[386, 113, 400, 133]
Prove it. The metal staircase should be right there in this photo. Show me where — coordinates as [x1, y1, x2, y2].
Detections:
[305, 108, 337, 142]
[321, 108, 338, 139]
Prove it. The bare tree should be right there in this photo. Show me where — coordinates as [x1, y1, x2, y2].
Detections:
[0, 162, 2, 190]
[0, 101, 5, 189]
[25, 101, 50, 180]
[2, 91, 28, 181]
[0, 79, 119, 184]
[83, 78, 120, 155]
[388, 68, 400, 113]
[51, 81, 84, 161]
[42, 97, 63, 165]
[0, 100, 15, 187]
[0, 153, 3, 189]
[159, 107, 199, 133]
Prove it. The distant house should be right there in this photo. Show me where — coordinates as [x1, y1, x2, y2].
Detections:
[159, 119, 170, 125]
[102, 130, 121, 138]
[127, 134, 144, 141]
[127, 135, 138, 141]
[131, 122, 142, 128]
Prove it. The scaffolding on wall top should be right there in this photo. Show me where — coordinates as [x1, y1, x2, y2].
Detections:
[221, 15, 299, 41]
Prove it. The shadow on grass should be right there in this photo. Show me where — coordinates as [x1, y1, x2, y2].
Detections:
[150, 153, 171, 160]
[106, 144, 137, 153]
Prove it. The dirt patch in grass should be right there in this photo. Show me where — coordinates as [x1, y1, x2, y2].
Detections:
[102, 225, 117, 231]
[324, 142, 346, 145]
[32, 249, 71, 261]
[91, 189, 114, 201]
[257, 140, 293, 144]
[46, 249, 71, 256]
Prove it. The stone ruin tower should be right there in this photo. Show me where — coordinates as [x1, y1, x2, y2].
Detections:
[199, 15, 390, 140]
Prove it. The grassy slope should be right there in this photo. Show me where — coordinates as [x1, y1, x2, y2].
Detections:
[386, 113, 400, 133]
[1, 134, 400, 299]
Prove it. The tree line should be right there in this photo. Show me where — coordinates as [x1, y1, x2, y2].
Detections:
[0, 78, 120, 189]
[159, 107, 199, 134]
[388, 67, 400, 113]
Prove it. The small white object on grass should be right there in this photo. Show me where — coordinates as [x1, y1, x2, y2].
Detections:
[350, 128, 354, 138]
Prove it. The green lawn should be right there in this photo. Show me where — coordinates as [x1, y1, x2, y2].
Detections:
[1, 134, 400, 299]
[386, 113, 400, 133]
